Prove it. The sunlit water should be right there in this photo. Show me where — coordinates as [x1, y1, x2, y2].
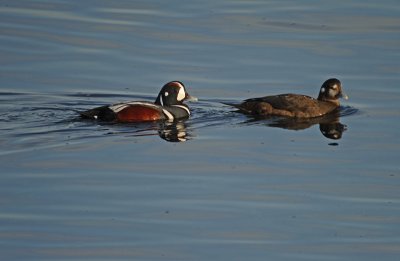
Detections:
[1, 1, 400, 260]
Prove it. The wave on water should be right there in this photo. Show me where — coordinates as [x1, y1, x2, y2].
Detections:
[0, 92, 360, 155]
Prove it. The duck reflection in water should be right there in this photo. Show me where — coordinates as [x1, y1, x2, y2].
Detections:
[243, 110, 347, 140]
[85, 119, 192, 142]
[128, 120, 191, 142]
[224, 78, 349, 140]
[158, 120, 190, 142]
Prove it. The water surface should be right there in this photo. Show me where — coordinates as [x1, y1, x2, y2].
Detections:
[1, 1, 400, 260]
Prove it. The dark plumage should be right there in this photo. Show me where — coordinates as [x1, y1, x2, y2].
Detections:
[80, 81, 197, 122]
[226, 78, 348, 118]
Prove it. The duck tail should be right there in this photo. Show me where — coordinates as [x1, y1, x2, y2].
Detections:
[79, 106, 116, 121]
[222, 102, 252, 114]
[222, 102, 240, 108]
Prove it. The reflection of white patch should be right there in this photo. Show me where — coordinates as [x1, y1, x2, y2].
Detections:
[94, 115, 98, 119]
[177, 86, 186, 101]
[164, 92, 169, 97]
[320, 87, 325, 93]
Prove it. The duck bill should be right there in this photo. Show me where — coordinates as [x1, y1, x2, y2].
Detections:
[340, 92, 349, 100]
[185, 93, 198, 102]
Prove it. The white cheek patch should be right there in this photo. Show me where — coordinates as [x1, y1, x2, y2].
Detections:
[328, 88, 336, 97]
[177, 87, 186, 101]
[320, 87, 325, 93]
[164, 92, 169, 97]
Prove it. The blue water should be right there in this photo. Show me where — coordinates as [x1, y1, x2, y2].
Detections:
[1, 1, 400, 260]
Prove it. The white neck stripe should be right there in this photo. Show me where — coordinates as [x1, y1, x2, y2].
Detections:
[173, 105, 190, 115]
[162, 109, 174, 120]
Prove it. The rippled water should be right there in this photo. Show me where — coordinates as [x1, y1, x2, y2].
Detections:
[1, 1, 400, 260]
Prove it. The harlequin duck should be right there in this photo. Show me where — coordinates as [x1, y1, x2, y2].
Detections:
[80, 81, 197, 122]
[226, 78, 348, 118]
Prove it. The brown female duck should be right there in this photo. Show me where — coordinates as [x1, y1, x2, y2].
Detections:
[226, 78, 348, 118]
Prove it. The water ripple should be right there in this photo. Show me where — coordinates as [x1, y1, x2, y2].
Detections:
[0, 90, 362, 157]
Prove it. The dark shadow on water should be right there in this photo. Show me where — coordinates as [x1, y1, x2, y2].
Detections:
[237, 106, 359, 141]
[158, 121, 191, 142]
[0, 91, 359, 147]
[81, 119, 193, 143]
[85, 101, 358, 143]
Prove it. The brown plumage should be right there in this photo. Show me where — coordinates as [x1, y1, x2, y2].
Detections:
[227, 78, 348, 118]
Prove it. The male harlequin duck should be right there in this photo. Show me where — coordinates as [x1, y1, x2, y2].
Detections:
[226, 78, 348, 118]
[80, 81, 197, 122]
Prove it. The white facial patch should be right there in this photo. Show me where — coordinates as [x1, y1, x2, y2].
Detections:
[177, 86, 186, 101]
[164, 92, 169, 97]
[328, 88, 337, 97]
[320, 87, 325, 93]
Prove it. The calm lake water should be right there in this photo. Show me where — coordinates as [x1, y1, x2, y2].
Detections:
[1, 1, 400, 260]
